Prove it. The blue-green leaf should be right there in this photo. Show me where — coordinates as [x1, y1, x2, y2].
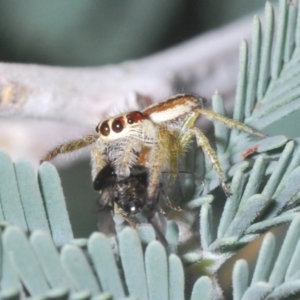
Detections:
[38, 163, 73, 246]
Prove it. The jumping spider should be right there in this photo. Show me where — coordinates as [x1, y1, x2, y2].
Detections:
[42, 94, 265, 214]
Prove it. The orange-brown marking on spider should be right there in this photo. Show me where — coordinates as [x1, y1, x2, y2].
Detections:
[126, 111, 148, 123]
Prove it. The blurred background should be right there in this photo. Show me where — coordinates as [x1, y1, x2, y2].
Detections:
[0, 1, 266, 66]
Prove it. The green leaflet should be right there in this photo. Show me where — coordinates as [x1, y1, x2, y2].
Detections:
[232, 217, 300, 300]
[1, 226, 186, 299]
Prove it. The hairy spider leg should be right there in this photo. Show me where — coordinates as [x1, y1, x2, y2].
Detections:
[42, 134, 98, 162]
[91, 147, 106, 178]
[146, 126, 182, 202]
[179, 108, 265, 196]
[182, 126, 231, 196]
[199, 109, 265, 138]
[118, 140, 139, 178]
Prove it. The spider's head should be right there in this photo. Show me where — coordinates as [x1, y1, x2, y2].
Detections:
[95, 111, 150, 140]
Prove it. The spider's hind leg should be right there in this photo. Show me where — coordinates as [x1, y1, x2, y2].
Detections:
[199, 109, 266, 138]
[182, 127, 231, 197]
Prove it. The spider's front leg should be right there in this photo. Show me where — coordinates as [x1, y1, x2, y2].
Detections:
[147, 127, 182, 211]
[91, 146, 106, 179]
[115, 140, 140, 179]
[42, 134, 99, 162]
[181, 127, 231, 196]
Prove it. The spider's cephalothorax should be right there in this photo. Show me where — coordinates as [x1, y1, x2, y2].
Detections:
[93, 163, 149, 215]
[42, 94, 265, 201]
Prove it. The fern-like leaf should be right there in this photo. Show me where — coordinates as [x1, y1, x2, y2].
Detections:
[232, 216, 300, 299]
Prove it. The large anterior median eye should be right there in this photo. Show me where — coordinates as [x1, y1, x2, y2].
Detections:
[112, 119, 123, 133]
[99, 121, 110, 136]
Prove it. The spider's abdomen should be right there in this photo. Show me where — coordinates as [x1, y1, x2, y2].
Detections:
[143, 94, 203, 124]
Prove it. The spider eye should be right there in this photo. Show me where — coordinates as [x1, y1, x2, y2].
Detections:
[95, 124, 99, 132]
[112, 119, 123, 133]
[126, 111, 145, 124]
[99, 121, 110, 136]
